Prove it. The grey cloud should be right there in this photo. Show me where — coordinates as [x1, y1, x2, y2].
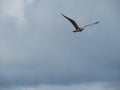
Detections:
[1, 82, 120, 90]
[0, 0, 120, 89]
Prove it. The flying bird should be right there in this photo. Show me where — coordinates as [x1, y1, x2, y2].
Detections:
[62, 13, 99, 32]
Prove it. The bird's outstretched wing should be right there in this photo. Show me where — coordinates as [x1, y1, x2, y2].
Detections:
[61, 13, 79, 29]
[83, 21, 99, 28]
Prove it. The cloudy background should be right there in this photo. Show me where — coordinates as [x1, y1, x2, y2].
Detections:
[0, 0, 120, 90]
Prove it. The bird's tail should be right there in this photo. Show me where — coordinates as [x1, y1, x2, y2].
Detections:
[73, 30, 77, 32]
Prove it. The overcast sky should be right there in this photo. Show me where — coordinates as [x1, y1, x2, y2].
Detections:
[0, 0, 120, 90]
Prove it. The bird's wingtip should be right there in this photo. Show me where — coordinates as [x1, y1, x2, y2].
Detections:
[61, 13, 65, 16]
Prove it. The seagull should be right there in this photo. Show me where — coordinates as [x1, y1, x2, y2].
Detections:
[62, 13, 99, 32]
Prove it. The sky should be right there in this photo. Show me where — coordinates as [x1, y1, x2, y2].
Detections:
[0, 0, 120, 90]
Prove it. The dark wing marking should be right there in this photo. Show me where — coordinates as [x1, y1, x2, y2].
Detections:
[61, 13, 79, 29]
[83, 21, 99, 28]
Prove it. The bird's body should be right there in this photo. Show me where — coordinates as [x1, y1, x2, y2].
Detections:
[62, 13, 99, 32]
[73, 27, 84, 32]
